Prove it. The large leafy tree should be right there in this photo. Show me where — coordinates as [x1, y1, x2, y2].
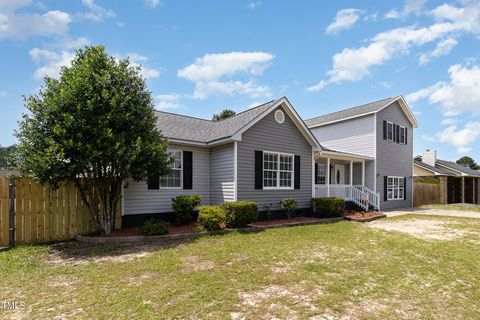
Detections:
[212, 109, 236, 121]
[0, 144, 18, 169]
[457, 156, 479, 170]
[16, 46, 170, 234]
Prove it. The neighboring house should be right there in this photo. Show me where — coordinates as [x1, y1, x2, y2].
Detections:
[122, 96, 418, 226]
[305, 96, 418, 211]
[414, 150, 480, 204]
[0, 170, 20, 177]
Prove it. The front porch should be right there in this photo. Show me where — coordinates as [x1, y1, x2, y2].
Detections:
[314, 151, 380, 210]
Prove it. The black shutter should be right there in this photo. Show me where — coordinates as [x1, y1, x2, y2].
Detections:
[255, 151, 263, 190]
[384, 176, 388, 201]
[183, 151, 193, 190]
[383, 120, 387, 140]
[147, 174, 160, 190]
[404, 177, 407, 200]
[396, 125, 400, 143]
[294, 155, 300, 189]
[315, 164, 318, 184]
[405, 128, 408, 145]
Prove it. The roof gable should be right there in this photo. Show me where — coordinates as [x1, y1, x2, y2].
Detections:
[155, 97, 320, 148]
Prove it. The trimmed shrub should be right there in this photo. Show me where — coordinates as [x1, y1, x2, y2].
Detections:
[311, 197, 345, 218]
[198, 206, 226, 231]
[280, 198, 298, 219]
[172, 195, 202, 225]
[142, 219, 169, 236]
[223, 201, 258, 228]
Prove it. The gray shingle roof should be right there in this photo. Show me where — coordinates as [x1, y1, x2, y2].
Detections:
[154, 99, 279, 143]
[414, 159, 456, 176]
[436, 159, 480, 177]
[305, 97, 398, 127]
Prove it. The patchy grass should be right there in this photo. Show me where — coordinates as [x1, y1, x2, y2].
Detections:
[420, 204, 480, 212]
[1, 215, 480, 319]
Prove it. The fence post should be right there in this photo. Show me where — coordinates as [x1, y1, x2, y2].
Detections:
[8, 180, 15, 247]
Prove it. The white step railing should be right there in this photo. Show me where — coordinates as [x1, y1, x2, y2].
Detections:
[354, 185, 380, 210]
[314, 184, 378, 211]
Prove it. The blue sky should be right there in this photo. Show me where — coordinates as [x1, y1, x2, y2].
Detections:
[0, 0, 479, 161]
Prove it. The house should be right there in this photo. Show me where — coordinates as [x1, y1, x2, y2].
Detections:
[122, 96, 417, 226]
[414, 150, 480, 204]
[305, 96, 418, 211]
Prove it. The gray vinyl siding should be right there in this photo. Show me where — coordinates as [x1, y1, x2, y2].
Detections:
[210, 143, 235, 204]
[123, 144, 211, 215]
[376, 102, 413, 209]
[237, 105, 313, 210]
[309, 114, 375, 157]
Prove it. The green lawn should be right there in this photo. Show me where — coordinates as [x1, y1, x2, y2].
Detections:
[1, 215, 480, 319]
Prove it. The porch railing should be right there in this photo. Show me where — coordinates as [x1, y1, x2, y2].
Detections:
[314, 184, 380, 211]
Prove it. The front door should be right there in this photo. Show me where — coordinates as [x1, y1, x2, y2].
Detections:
[334, 165, 345, 185]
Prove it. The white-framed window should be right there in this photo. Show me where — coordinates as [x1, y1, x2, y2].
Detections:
[399, 126, 406, 144]
[387, 122, 394, 141]
[317, 164, 326, 184]
[263, 151, 294, 189]
[161, 150, 182, 188]
[387, 176, 404, 200]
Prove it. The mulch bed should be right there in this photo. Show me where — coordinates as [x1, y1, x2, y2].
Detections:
[248, 216, 322, 227]
[343, 210, 386, 222]
[103, 222, 200, 238]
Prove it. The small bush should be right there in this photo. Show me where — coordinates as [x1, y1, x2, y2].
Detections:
[311, 197, 345, 218]
[198, 206, 226, 231]
[171, 195, 202, 225]
[142, 219, 169, 236]
[223, 201, 258, 228]
[280, 198, 298, 219]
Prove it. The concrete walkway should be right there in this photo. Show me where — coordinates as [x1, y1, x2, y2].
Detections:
[384, 207, 480, 219]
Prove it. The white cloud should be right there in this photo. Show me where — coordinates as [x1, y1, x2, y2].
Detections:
[80, 0, 115, 22]
[421, 134, 436, 143]
[419, 37, 458, 65]
[0, 91, 6, 98]
[246, 1, 261, 9]
[0, 6, 71, 39]
[435, 122, 480, 153]
[308, 1, 480, 91]
[441, 118, 459, 126]
[407, 62, 480, 116]
[307, 80, 328, 92]
[385, 0, 426, 19]
[145, 0, 162, 8]
[178, 51, 274, 99]
[326, 8, 364, 35]
[127, 53, 162, 79]
[155, 94, 183, 110]
[29, 37, 90, 79]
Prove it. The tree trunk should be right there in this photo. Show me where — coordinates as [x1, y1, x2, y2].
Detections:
[75, 178, 122, 234]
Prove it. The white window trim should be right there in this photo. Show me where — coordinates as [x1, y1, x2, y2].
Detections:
[399, 126, 406, 144]
[387, 176, 404, 201]
[316, 163, 327, 185]
[161, 149, 183, 190]
[387, 121, 394, 141]
[263, 150, 295, 190]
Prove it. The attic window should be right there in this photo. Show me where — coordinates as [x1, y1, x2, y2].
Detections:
[274, 109, 285, 124]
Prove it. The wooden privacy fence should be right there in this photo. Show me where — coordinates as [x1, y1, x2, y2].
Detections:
[0, 177, 102, 247]
[413, 176, 446, 207]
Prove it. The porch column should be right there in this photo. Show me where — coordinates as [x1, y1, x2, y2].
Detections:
[326, 157, 330, 197]
[361, 160, 365, 187]
[350, 160, 354, 199]
[462, 177, 465, 203]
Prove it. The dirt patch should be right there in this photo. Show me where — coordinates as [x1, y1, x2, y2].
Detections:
[248, 216, 322, 227]
[233, 284, 323, 319]
[181, 255, 215, 272]
[367, 218, 471, 240]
